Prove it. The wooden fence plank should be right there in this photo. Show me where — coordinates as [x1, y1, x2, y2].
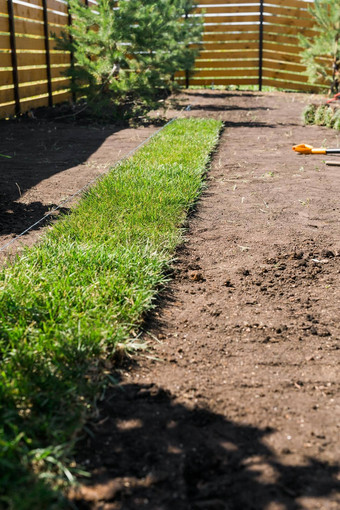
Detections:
[263, 32, 300, 47]
[203, 15, 260, 24]
[0, 34, 10, 49]
[195, 60, 259, 69]
[262, 49, 301, 64]
[204, 24, 260, 34]
[203, 33, 260, 43]
[262, 41, 301, 55]
[0, 53, 13, 67]
[264, 14, 315, 29]
[262, 59, 305, 73]
[183, 69, 259, 78]
[16, 52, 70, 67]
[15, 36, 45, 51]
[0, 86, 14, 103]
[179, 77, 259, 86]
[47, 0, 68, 15]
[262, 78, 321, 92]
[264, 0, 312, 10]
[0, 0, 7, 15]
[0, 70, 13, 86]
[197, 50, 259, 60]
[200, 42, 260, 51]
[13, 3, 44, 23]
[11, 18, 45, 37]
[0, 102, 15, 117]
[263, 68, 309, 83]
[265, 5, 313, 20]
[44, 11, 68, 26]
[264, 23, 316, 38]
[19, 78, 70, 100]
[0, 15, 10, 32]
[198, 0, 259, 4]
[196, 6, 259, 15]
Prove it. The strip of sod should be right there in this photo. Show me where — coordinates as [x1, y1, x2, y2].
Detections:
[0, 117, 222, 508]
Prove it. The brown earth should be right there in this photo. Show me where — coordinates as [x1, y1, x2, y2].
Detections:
[70, 91, 340, 510]
[1, 90, 339, 509]
[0, 115, 159, 263]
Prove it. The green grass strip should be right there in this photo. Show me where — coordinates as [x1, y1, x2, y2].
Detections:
[0, 117, 222, 508]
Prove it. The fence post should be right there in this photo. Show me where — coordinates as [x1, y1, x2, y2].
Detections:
[7, 0, 20, 116]
[259, 0, 264, 91]
[42, 0, 53, 107]
[185, 10, 189, 89]
[68, 5, 76, 103]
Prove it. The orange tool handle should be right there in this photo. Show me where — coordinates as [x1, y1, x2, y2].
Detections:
[292, 144, 326, 155]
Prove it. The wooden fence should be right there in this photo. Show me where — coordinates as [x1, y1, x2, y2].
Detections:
[0, 0, 322, 119]
[177, 0, 321, 91]
[0, 0, 96, 119]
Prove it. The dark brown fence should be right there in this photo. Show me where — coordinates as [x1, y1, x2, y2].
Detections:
[0, 0, 323, 119]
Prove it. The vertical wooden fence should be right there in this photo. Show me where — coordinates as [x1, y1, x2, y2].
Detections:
[0, 1, 323, 119]
[0, 0, 98, 119]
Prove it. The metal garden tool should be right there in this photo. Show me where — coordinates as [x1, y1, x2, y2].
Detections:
[293, 144, 340, 155]
[326, 160, 340, 166]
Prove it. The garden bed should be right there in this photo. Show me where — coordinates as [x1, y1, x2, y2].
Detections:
[71, 90, 340, 510]
[0, 114, 161, 264]
[0, 90, 339, 510]
[0, 116, 222, 508]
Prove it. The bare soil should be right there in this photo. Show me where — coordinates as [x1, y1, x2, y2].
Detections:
[71, 91, 340, 510]
[1, 91, 339, 509]
[0, 115, 159, 263]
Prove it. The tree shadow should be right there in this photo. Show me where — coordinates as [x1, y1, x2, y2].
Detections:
[180, 91, 262, 99]
[187, 105, 272, 112]
[72, 383, 339, 510]
[0, 116, 159, 241]
[223, 120, 278, 129]
[0, 201, 70, 237]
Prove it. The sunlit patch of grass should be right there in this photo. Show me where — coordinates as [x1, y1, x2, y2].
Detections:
[0, 117, 222, 508]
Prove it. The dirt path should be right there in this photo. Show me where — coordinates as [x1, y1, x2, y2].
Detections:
[71, 90, 340, 510]
[0, 119, 158, 263]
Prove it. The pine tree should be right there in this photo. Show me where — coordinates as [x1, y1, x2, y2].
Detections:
[299, 0, 340, 93]
[55, 0, 202, 118]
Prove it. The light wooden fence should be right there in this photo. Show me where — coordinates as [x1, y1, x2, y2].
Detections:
[0, 0, 97, 119]
[177, 0, 321, 91]
[0, 0, 322, 119]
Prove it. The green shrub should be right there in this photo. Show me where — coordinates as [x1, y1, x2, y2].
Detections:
[314, 105, 327, 125]
[302, 104, 317, 125]
[55, 0, 203, 119]
[332, 109, 340, 130]
[323, 106, 334, 127]
[299, 0, 340, 93]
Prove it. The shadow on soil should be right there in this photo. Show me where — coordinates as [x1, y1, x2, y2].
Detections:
[72, 382, 340, 510]
[0, 117, 152, 238]
[181, 91, 263, 99]
[188, 104, 272, 112]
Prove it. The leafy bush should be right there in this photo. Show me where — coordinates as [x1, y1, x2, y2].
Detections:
[332, 109, 340, 130]
[302, 104, 317, 125]
[314, 105, 327, 125]
[55, 0, 202, 119]
[324, 106, 334, 127]
[302, 102, 340, 131]
[299, 0, 340, 93]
